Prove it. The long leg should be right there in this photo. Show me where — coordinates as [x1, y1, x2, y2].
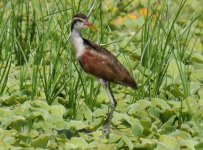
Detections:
[99, 79, 117, 136]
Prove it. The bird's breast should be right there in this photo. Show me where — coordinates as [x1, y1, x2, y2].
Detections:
[71, 32, 86, 58]
[78, 50, 101, 74]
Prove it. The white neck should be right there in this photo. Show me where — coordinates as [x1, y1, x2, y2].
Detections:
[71, 29, 86, 58]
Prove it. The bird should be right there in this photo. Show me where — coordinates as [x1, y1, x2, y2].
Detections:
[70, 13, 137, 136]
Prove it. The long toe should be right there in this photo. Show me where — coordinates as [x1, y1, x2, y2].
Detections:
[100, 130, 110, 139]
[100, 124, 111, 138]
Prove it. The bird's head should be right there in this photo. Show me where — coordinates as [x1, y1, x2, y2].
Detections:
[71, 13, 97, 31]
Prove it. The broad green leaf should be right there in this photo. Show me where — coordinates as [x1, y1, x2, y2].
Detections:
[184, 97, 199, 113]
[14, 101, 31, 116]
[191, 53, 203, 64]
[193, 62, 203, 69]
[96, 92, 107, 105]
[171, 130, 191, 139]
[60, 142, 78, 149]
[28, 111, 44, 122]
[191, 69, 203, 82]
[67, 120, 87, 130]
[159, 135, 179, 150]
[49, 105, 66, 118]
[31, 100, 50, 110]
[198, 87, 203, 99]
[2, 136, 16, 145]
[0, 107, 12, 118]
[190, 82, 202, 95]
[89, 140, 116, 149]
[70, 137, 89, 149]
[132, 120, 144, 137]
[91, 130, 103, 139]
[159, 115, 176, 134]
[9, 116, 30, 132]
[122, 135, 134, 150]
[31, 134, 50, 148]
[91, 117, 103, 127]
[195, 141, 203, 150]
[178, 139, 198, 150]
[109, 133, 121, 143]
[167, 59, 181, 79]
[113, 112, 133, 126]
[140, 117, 152, 128]
[117, 139, 125, 149]
[46, 116, 69, 129]
[29, 130, 39, 138]
[0, 95, 28, 106]
[16, 133, 32, 147]
[166, 83, 184, 98]
[116, 98, 129, 113]
[151, 98, 171, 110]
[160, 109, 175, 123]
[93, 108, 106, 118]
[128, 99, 151, 116]
[0, 144, 12, 150]
[148, 106, 161, 119]
[134, 138, 157, 149]
[30, 107, 50, 120]
[76, 103, 92, 121]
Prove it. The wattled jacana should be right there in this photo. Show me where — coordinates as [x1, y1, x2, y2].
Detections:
[71, 13, 137, 136]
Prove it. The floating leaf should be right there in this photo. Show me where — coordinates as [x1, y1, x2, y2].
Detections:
[191, 53, 203, 63]
[179, 139, 198, 150]
[93, 108, 107, 118]
[167, 59, 184, 81]
[31, 100, 50, 110]
[113, 112, 133, 126]
[109, 133, 121, 143]
[148, 106, 161, 119]
[140, 117, 152, 129]
[28, 111, 44, 122]
[198, 87, 203, 99]
[195, 141, 203, 149]
[191, 69, 203, 82]
[128, 99, 151, 116]
[132, 120, 144, 137]
[122, 135, 134, 150]
[0, 95, 28, 106]
[134, 138, 157, 149]
[2, 136, 16, 145]
[158, 135, 179, 149]
[171, 130, 191, 140]
[10, 116, 31, 133]
[151, 98, 171, 110]
[190, 82, 202, 95]
[31, 134, 50, 148]
[49, 105, 66, 118]
[159, 115, 176, 134]
[184, 97, 199, 113]
[67, 120, 87, 131]
[160, 109, 175, 123]
[0, 107, 12, 118]
[70, 137, 89, 149]
[77, 103, 93, 121]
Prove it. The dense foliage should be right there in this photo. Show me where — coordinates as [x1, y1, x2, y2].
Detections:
[0, 0, 203, 149]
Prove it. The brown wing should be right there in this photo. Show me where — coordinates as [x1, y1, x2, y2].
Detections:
[78, 39, 137, 89]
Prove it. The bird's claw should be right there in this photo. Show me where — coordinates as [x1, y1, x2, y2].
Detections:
[100, 124, 111, 138]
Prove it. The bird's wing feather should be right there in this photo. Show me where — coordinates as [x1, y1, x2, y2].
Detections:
[79, 39, 137, 89]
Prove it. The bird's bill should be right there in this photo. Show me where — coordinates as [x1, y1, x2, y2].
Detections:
[84, 22, 98, 31]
